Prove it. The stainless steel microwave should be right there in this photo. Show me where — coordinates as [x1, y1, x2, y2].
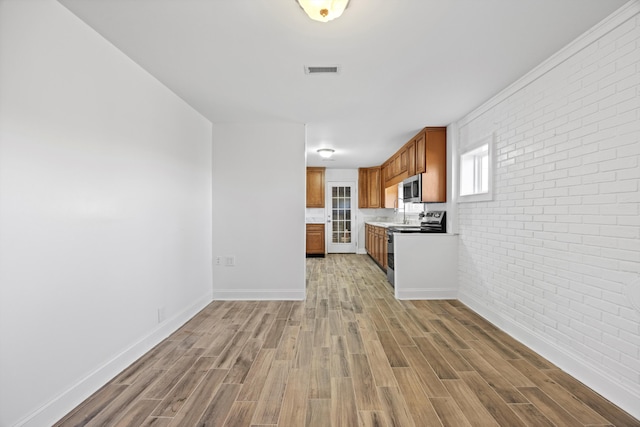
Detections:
[402, 174, 422, 203]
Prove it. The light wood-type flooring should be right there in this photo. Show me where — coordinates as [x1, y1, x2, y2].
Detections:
[56, 254, 639, 426]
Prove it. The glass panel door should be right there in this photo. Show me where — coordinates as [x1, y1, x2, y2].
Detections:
[327, 182, 356, 253]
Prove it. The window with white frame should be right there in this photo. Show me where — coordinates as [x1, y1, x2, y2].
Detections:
[459, 134, 493, 202]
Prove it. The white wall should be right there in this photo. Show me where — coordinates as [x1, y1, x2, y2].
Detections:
[212, 123, 305, 300]
[455, 2, 640, 418]
[0, 1, 213, 426]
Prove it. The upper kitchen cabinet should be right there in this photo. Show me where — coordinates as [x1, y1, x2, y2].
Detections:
[421, 127, 447, 202]
[358, 166, 382, 208]
[306, 167, 325, 208]
[380, 126, 447, 202]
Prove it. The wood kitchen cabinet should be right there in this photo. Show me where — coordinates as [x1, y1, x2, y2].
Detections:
[306, 224, 325, 257]
[365, 223, 387, 271]
[358, 167, 382, 208]
[306, 167, 325, 208]
[422, 128, 447, 202]
[381, 127, 447, 202]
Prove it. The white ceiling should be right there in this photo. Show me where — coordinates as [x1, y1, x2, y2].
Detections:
[59, 0, 627, 168]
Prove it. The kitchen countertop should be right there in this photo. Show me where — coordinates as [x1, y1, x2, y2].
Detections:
[365, 221, 420, 228]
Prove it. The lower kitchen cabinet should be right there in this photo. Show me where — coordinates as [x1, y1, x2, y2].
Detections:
[365, 223, 387, 271]
[306, 224, 325, 257]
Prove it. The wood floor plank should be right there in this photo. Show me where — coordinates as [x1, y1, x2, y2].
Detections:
[54, 383, 129, 427]
[413, 336, 458, 379]
[274, 325, 300, 361]
[376, 330, 409, 367]
[237, 349, 275, 402]
[509, 403, 555, 427]
[249, 313, 275, 341]
[345, 320, 366, 354]
[429, 318, 471, 349]
[363, 339, 398, 387]
[441, 379, 499, 427]
[143, 349, 204, 399]
[328, 309, 342, 336]
[313, 317, 330, 348]
[222, 401, 257, 427]
[196, 383, 242, 427]
[377, 386, 416, 427]
[369, 308, 390, 331]
[278, 368, 310, 427]
[309, 347, 331, 399]
[305, 399, 330, 427]
[457, 370, 527, 427]
[429, 397, 472, 427]
[393, 367, 443, 427]
[224, 338, 263, 384]
[543, 368, 640, 426]
[466, 340, 535, 388]
[151, 356, 215, 417]
[293, 330, 313, 369]
[400, 346, 449, 397]
[212, 331, 251, 368]
[202, 327, 238, 357]
[112, 340, 176, 385]
[358, 411, 390, 427]
[138, 416, 172, 427]
[330, 377, 360, 427]
[166, 369, 228, 426]
[509, 359, 611, 425]
[517, 386, 583, 427]
[350, 353, 382, 410]
[330, 335, 351, 378]
[86, 369, 163, 427]
[386, 317, 414, 347]
[457, 347, 528, 403]
[263, 318, 287, 349]
[428, 333, 473, 372]
[252, 360, 290, 425]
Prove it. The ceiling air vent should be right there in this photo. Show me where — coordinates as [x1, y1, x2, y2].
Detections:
[305, 65, 340, 74]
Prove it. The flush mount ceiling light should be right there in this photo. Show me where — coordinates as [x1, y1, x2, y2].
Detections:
[317, 148, 335, 158]
[296, 0, 350, 23]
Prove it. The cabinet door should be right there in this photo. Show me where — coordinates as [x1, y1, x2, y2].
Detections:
[306, 224, 325, 255]
[367, 167, 382, 208]
[400, 148, 408, 174]
[306, 167, 325, 208]
[422, 129, 447, 202]
[407, 141, 416, 176]
[415, 131, 426, 174]
[358, 168, 369, 208]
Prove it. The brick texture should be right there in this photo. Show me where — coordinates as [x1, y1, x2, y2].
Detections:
[456, 10, 640, 398]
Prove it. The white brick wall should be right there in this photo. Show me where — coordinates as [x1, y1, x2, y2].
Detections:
[455, 4, 640, 415]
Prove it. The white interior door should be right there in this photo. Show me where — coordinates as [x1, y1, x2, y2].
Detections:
[326, 181, 356, 253]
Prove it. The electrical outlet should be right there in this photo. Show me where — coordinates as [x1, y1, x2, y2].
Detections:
[214, 256, 222, 266]
[157, 306, 166, 323]
[225, 256, 235, 267]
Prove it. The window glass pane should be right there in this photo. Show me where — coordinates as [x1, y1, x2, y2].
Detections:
[460, 143, 488, 196]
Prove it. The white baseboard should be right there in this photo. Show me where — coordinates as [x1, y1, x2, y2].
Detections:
[395, 288, 458, 300]
[213, 290, 305, 300]
[17, 294, 213, 427]
[458, 290, 640, 420]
